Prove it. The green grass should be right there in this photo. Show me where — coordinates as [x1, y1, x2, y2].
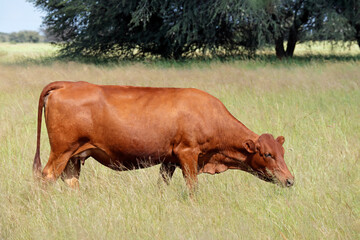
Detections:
[0, 42, 58, 64]
[0, 43, 359, 239]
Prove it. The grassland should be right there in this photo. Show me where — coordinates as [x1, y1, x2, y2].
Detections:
[0, 42, 359, 239]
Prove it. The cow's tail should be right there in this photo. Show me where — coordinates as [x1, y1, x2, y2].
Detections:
[33, 82, 65, 179]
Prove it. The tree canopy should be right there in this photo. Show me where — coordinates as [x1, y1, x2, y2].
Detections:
[29, 0, 360, 59]
[0, 31, 42, 43]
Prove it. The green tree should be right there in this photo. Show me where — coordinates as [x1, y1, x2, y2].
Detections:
[260, 0, 325, 58]
[8, 31, 41, 43]
[331, 0, 360, 47]
[300, 0, 359, 48]
[30, 0, 273, 59]
[30, 0, 354, 59]
[0, 33, 9, 42]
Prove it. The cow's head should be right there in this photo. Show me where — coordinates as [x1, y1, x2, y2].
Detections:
[243, 134, 294, 187]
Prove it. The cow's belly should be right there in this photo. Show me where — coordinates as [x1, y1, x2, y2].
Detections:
[70, 116, 179, 170]
[78, 146, 176, 171]
[89, 117, 178, 166]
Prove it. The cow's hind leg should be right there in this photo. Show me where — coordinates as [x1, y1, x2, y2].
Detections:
[42, 150, 75, 184]
[61, 157, 82, 189]
[60, 149, 93, 189]
[159, 163, 176, 185]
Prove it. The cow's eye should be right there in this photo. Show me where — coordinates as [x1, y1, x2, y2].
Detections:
[264, 153, 272, 158]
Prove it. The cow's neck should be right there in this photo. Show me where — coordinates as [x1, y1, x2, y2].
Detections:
[218, 116, 258, 162]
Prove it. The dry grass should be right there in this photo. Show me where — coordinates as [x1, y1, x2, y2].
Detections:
[0, 43, 359, 239]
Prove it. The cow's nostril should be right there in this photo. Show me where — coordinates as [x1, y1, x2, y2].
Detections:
[286, 178, 294, 187]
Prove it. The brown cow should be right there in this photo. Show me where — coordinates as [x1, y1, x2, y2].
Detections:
[33, 81, 294, 190]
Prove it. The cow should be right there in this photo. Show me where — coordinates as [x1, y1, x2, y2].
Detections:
[33, 81, 294, 191]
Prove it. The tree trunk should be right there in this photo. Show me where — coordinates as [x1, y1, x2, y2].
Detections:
[285, 27, 298, 57]
[355, 25, 360, 49]
[275, 36, 286, 59]
[172, 47, 183, 60]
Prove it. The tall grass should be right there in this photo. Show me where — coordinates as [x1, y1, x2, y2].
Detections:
[0, 43, 359, 239]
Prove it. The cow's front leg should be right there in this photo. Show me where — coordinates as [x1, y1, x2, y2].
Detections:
[176, 149, 199, 194]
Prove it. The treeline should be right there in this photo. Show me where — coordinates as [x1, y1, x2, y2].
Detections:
[30, 0, 360, 59]
[0, 31, 44, 43]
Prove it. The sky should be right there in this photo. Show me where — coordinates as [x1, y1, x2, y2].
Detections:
[0, 0, 44, 33]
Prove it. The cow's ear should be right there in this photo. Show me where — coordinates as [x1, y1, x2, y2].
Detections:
[276, 136, 285, 145]
[243, 139, 256, 153]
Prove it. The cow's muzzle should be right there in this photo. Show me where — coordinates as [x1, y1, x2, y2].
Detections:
[285, 178, 294, 187]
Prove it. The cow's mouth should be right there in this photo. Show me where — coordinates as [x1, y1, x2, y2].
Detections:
[254, 170, 294, 187]
[248, 169, 276, 183]
[260, 169, 295, 187]
[256, 173, 276, 183]
[247, 168, 290, 186]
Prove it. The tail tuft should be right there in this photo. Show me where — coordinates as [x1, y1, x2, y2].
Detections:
[33, 152, 42, 179]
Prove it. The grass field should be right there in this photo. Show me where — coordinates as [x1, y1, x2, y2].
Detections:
[0, 43, 359, 239]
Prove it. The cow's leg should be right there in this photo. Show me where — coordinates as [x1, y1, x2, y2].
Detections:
[176, 149, 199, 193]
[42, 150, 74, 183]
[159, 163, 176, 185]
[61, 157, 81, 189]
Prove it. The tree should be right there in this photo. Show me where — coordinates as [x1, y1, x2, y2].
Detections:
[0, 32, 9, 42]
[266, 0, 360, 56]
[29, 0, 276, 59]
[8, 31, 41, 43]
[40, 27, 63, 43]
[30, 0, 356, 59]
[259, 0, 325, 58]
[331, 0, 360, 48]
